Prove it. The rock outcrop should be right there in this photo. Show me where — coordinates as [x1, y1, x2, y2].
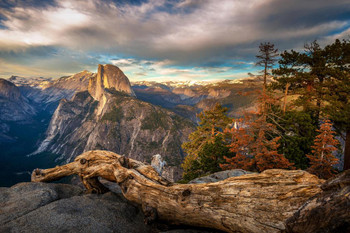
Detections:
[88, 64, 135, 101]
[88, 64, 135, 116]
[0, 182, 219, 233]
[31, 66, 195, 181]
[0, 182, 151, 233]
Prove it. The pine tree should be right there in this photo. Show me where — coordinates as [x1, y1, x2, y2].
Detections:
[323, 39, 350, 170]
[256, 42, 279, 91]
[250, 117, 293, 171]
[221, 112, 293, 172]
[306, 119, 339, 179]
[273, 38, 350, 171]
[181, 103, 231, 181]
[256, 42, 279, 117]
[221, 42, 292, 172]
[183, 135, 233, 182]
[220, 118, 255, 171]
[275, 110, 317, 169]
[273, 40, 328, 120]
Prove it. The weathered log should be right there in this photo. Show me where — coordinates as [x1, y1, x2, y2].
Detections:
[285, 169, 350, 233]
[31, 150, 323, 233]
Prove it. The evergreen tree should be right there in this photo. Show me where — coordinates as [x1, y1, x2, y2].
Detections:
[273, 38, 350, 171]
[182, 135, 233, 182]
[272, 40, 328, 123]
[256, 42, 279, 90]
[220, 118, 254, 171]
[221, 114, 293, 172]
[221, 42, 292, 172]
[307, 119, 339, 179]
[275, 110, 317, 169]
[181, 103, 231, 181]
[323, 39, 350, 170]
[256, 42, 279, 117]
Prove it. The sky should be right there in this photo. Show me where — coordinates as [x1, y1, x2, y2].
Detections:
[0, 0, 349, 81]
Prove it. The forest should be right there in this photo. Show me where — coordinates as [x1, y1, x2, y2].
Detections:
[181, 38, 350, 182]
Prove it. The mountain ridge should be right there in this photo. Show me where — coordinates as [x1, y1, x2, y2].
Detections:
[29, 65, 195, 181]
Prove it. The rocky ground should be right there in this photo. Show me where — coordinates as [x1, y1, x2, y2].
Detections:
[0, 182, 221, 233]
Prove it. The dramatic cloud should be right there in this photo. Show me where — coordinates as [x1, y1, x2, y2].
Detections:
[0, 0, 349, 80]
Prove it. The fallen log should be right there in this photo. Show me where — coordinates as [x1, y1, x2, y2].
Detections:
[31, 150, 323, 233]
[285, 169, 350, 233]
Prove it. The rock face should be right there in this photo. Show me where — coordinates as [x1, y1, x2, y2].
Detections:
[0, 182, 151, 233]
[32, 91, 194, 175]
[31, 66, 195, 181]
[0, 78, 22, 100]
[286, 170, 350, 233]
[89, 64, 135, 101]
[88, 64, 135, 116]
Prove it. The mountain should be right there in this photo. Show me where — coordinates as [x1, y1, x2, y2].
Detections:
[31, 64, 194, 181]
[0, 79, 36, 121]
[0, 79, 36, 143]
[88, 64, 135, 100]
[1, 66, 260, 185]
[132, 77, 261, 122]
[13, 71, 94, 113]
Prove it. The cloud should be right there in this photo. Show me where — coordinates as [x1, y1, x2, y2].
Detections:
[108, 57, 254, 81]
[0, 0, 349, 79]
[0, 46, 99, 78]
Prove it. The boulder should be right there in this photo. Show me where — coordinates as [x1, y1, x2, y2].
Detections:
[0, 182, 150, 233]
[0, 182, 219, 233]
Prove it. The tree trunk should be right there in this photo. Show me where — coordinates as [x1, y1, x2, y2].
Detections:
[343, 129, 350, 170]
[31, 150, 323, 233]
[283, 83, 290, 115]
[285, 169, 350, 233]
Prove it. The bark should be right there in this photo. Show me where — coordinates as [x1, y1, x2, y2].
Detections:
[344, 129, 350, 170]
[31, 150, 323, 233]
[283, 83, 290, 115]
[285, 169, 350, 233]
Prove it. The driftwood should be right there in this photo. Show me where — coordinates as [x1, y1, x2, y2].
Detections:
[31, 150, 324, 233]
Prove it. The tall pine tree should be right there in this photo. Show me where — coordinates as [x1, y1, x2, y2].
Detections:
[273, 38, 350, 171]
[323, 39, 350, 170]
[181, 103, 231, 181]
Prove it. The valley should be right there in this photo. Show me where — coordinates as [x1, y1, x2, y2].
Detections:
[0, 64, 257, 186]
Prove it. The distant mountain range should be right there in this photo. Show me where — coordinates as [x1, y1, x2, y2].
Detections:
[0, 64, 261, 185]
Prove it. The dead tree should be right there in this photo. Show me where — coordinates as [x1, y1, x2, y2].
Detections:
[31, 150, 323, 233]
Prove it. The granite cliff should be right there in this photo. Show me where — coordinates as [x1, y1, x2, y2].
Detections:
[31, 65, 194, 181]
